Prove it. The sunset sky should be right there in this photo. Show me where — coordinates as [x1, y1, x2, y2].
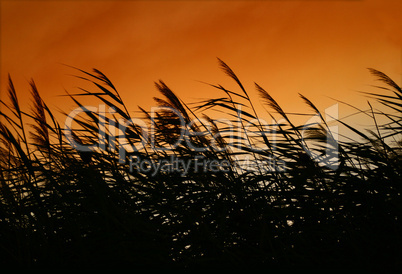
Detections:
[1, 0, 401, 126]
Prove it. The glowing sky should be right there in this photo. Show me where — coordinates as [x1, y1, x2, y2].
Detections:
[1, 0, 401, 125]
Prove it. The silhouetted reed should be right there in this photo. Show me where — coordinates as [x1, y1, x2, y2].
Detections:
[0, 60, 400, 269]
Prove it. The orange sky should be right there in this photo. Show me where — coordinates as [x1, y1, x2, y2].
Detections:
[1, 0, 401, 126]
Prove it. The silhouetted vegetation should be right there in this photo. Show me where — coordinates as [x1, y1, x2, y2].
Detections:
[0, 60, 401, 269]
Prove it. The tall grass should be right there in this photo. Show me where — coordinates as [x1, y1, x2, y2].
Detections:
[0, 61, 401, 269]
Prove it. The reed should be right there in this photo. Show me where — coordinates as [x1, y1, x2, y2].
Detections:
[0, 61, 400, 269]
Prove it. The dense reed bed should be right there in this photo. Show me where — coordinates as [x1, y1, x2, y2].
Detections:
[0, 60, 401, 269]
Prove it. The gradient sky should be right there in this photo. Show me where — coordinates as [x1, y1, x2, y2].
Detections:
[1, 0, 401, 126]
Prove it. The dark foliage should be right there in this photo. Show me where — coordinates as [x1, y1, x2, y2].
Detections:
[0, 62, 401, 269]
